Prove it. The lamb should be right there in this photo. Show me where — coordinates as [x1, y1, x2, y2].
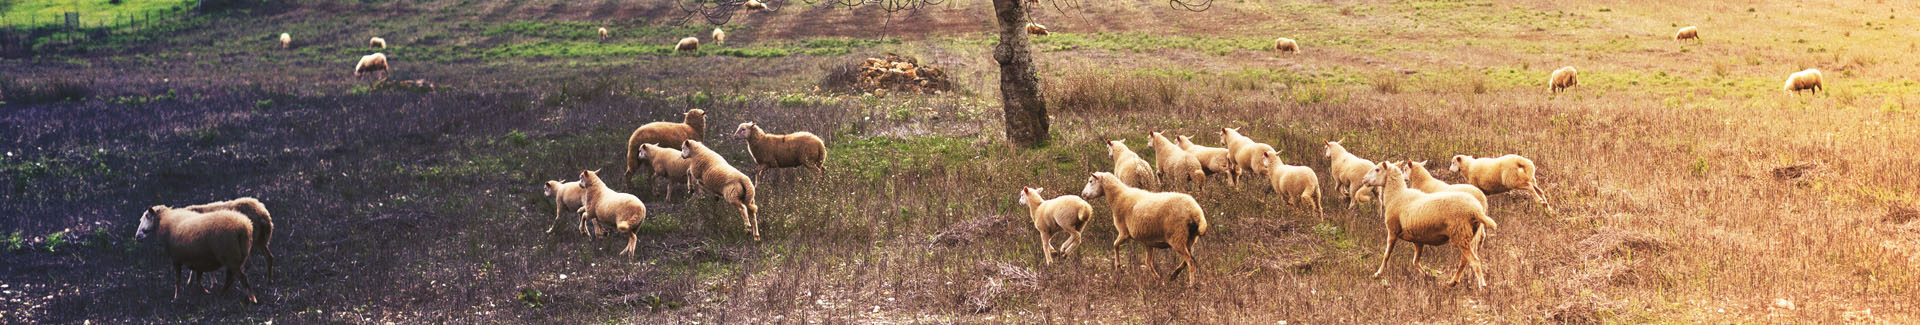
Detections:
[733, 122, 828, 181]
[368, 37, 386, 49]
[676, 37, 700, 52]
[1019, 187, 1094, 264]
[354, 53, 389, 80]
[1362, 162, 1497, 288]
[1274, 37, 1298, 53]
[181, 198, 276, 285]
[1674, 26, 1699, 42]
[744, 0, 768, 10]
[576, 170, 649, 256]
[625, 109, 707, 187]
[1106, 140, 1160, 190]
[681, 140, 763, 241]
[1148, 131, 1207, 192]
[1402, 160, 1487, 209]
[279, 33, 291, 49]
[712, 28, 726, 45]
[543, 180, 589, 234]
[1220, 128, 1274, 182]
[1080, 172, 1207, 287]
[135, 206, 258, 303]
[598, 27, 610, 40]
[1260, 150, 1322, 214]
[1026, 23, 1049, 36]
[1176, 135, 1237, 187]
[1784, 69, 1823, 95]
[1450, 154, 1552, 212]
[632, 143, 697, 200]
[1550, 66, 1578, 93]
[1324, 141, 1377, 209]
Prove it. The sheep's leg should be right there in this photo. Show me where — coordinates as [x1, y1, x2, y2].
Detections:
[547, 199, 565, 233]
[1446, 245, 1470, 287]
[1172, 238, 1200, 288]
[1110, 237, 1128, 276]
[263, 248, 276, 286]
[621, 231, 638, 257]
[172, 264, 183, 301]
[737, 201, 760, 241]
[1529, 185, 1554, 214]
[1370, 238, 1398, 279]
[1061, 230, 1083, 256]
[222, 267, 236, 294]
[1140, 245, 1164, 283]
[234, 264, 258, 304]
[1039, 232, 1055, 265]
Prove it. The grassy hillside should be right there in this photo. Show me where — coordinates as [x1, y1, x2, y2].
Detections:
[2, 0, 1917, 323]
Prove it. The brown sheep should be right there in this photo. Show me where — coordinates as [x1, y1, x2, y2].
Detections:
[681, 140, 763, 241]
[1363, 162, 1497, 287]
[1450, 154, 1551, 213]
[543, 180, 588, 234]
[1081, 172, 1207, 287]
[1550, 66, 1578, 93]
[1026, 23, 1050, 36]
[1176, 135, 1237, 187]
[1784, 69, 1823, 95]
[1019, 187, 1094, 264]
[368, 37, 387, 49]
[1107, 140, 1160, 190]
[633, 143, 697, 200]
[182, 198, 276, 285]
[676, 37, 700, 52]
[1274, 37, 1299, 53]
[1674, 26, 1699, 42]
[625, 109, 708, 187]
[1149, 131, 1208, 192]
[732, 122, 828, 181]
[577, 170, 649, 256]
[354, 53, 389, 80]
[1402, 160, 1487, 209]
[136, 206, 258, 303]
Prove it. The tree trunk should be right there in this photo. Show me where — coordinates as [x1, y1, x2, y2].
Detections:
[992, 0, 1048, 148]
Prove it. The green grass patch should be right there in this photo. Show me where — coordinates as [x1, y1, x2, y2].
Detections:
[831, 136, 978, 180]
[1, 0, 195, 28]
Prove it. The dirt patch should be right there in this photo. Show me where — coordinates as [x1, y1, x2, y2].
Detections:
[930, 214, 1016, 248]
[1883, 206, 1919, 225]
[1575, 228, 1671, 261]
[1770, 162, 1822, 181]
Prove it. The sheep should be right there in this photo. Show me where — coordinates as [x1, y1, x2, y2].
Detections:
[1019, 187, 1094, 264]
[1784, 69, 1823, 95]
[1260, 150, 1322, 214]
[681, 140, 763, 241]
[1402, 160, 1487, 209]
[543, 180, 589, 234]
[576, 170, 649, 256]
[1450, 154, 1552, 213]
[1674, 26, 1699, 42]
[1080, 172, 1207, 287]
[1148, 131, 1207, 192]
[633, 143, 698, 200]
[676, 37, 700, 52]
[1106, 140, 1160, 190]
[1176, 135, 1237, 187]
[1550, 66, 1578, 93]
[1219, 127, 1274, 182]
[732, 122, 828, 181]
[1026, 23, 1049, 36]
[181, 198, 276, 285]
[1324, 141, 1377, 209]
[354, 53, 389, 80]
[279, 33, 291, 49]
[625, 109, 707, 187]
[368, 37, 386, 49]
[135, 206, 258, 303]
[1362, 162, 1497, 288]
[598, 27, 610, 40]
[1274, 37, 1298, 53]
[712, 28, 726, 45]
[744, 0, 768, 10]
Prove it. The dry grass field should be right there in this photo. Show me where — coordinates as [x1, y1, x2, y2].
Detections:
[2, 0, 1917, 323]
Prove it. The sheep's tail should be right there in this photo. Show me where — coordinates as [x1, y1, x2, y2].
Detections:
[1190, 203, 1210, 237]
[1474, 210, 1498, 231]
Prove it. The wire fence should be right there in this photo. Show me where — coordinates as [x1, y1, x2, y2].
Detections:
[0, 9, 193, 53]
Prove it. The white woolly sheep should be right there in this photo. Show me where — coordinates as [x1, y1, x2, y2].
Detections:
[543, 180, 588, 234]
[744, 0, 769, 10]
[1674, 26, 1699, 42]
[681, 140, 764, 241]
[733, 122, 827, 181]
[633, 143, 697, 200]
[1019, 187, 1094, 264]
[1550, 66, 1578, 93]
[576, 170, 649, 256]
[369, 37, 386, 49]
[354, 53, 389, 80]
[1260, 150, 1322, 214]
[1149, 131, 1207, 192]
[1449, 154, 1551, 212]
[1784, 69, 1823, 95]
[1080, 172, 1207, 287]
[136, 206, 258, 303]
[676, 37, 700, 52]
[1176, 135, 1237, 187]
[1274, 37, 1298, 53]
[598, 27, 610, 40]
[1219, 128, 1274, 183]
[1107, 140, 1160, 190]
[1402, 160, 1487, 209]
[712, 28, 726, 45]
[1026, 23, 1049, 36]
[182, 198, 276, 285]
[1362, 162, 1497, 287]
[1324, 141, 1377, 209]
[279, 33, 291, 49]
[626, 109, 707, 187]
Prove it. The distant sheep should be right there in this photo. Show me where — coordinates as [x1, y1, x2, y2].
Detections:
[543, 180, 588, 234]
[1674, 26, 1699, 41]
[744, 0, 769, 10]
[1176, 135, 1237, 187]
[136, 206, 259, 303]
[1402, 160, 1488, 209]
[1274, 37, 1298, 53]
[1081, 172, 1207, 287]
[576, 170, 649, 256]
[1324, 141, 1377, 209]
[354, 53, 389, 79]
[1362, 162, 1497, 288]
[733, 122, 827, 181]
[1106, 140, 1160, 190]
[625, 109, 707, 187]
[1550, 66, 1578, 93]
[676, 37, 700, 52]
[182, 198, 276, 285]
[279, 33, 291, 49]
[1149, 131, 1207, 192]
[1260, 150, 1322, 214]
[712, 28, 727, 45]
[369, 37, 386, 49]
[1784, 69, 1823, 95]
[599, 27, 610, 39]
[633, 144, 697, 200]
[1450, 154, 1551, 212]
[1019, 187, 1094, 264]
[1026, 23, 1049, 36]
[682, 140, 763, 241]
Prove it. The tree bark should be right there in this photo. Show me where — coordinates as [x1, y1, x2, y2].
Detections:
[992, 0, 1048, 148]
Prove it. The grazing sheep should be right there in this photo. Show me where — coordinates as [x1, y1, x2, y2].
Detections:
[1260, 150, 1322, 214]
[1107, 140, 1160, 190]
[1362, 162, 1497, 288]
[1176, 135, 1237, 187]
[1148, 131, 1207, 192]
[354, 53, 389, 80]
[576, 170, 649, 256]
[625, 109, 708, 187]
[1784, 69, 1823, 95]
[1550, 66, 1578, 93]
[676, 37, 700, 52]
[1019, 187, 1094, 264]
[1674, 26, 1699, 42]
[543, 180, 589, 234]
[368, 37, 386, 49]
[732, 122, 828, 181]
[1450, 154, 1551, 212]
[681, 140, 763, 241]
[1026, 23, 1049, 36]
[1080, 172, 1207, 287]
[1274, 37, 1298, 53]
[744, 0, 768, 10]
[1324, 141, 1377, 209]
[1402, 160, 1488, 209]
[136, 206, 258, 303]
[712, 28, 726, 45]
[633, 144, 697, 200]
[181, 198, 276, 285]
[1219, 128, 1274, 182]
[278, 33, 291, 49]
[598, 27, 610, 39]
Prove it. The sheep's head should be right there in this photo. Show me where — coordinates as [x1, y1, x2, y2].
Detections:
[1176, 135, 1196, 149]
[1081, 173, 1114, 198]
[544, 181, 560, 197]
[681, 140, 705, 159]
[1362, 162, 1397, 187]
[1019, 187, 1043, 206]
[733, 122, 758, 139]
[636, 144, 656, 160]
[1324, 141, 1343, 159]
[1261, 150, 1281, 169]
[684, 109, 707, 123]
[579, 169, 603, 188]
[136, 205, 168, 240]
[1449, 155, 1471, 173]
[1106, 140, 1127, 156]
